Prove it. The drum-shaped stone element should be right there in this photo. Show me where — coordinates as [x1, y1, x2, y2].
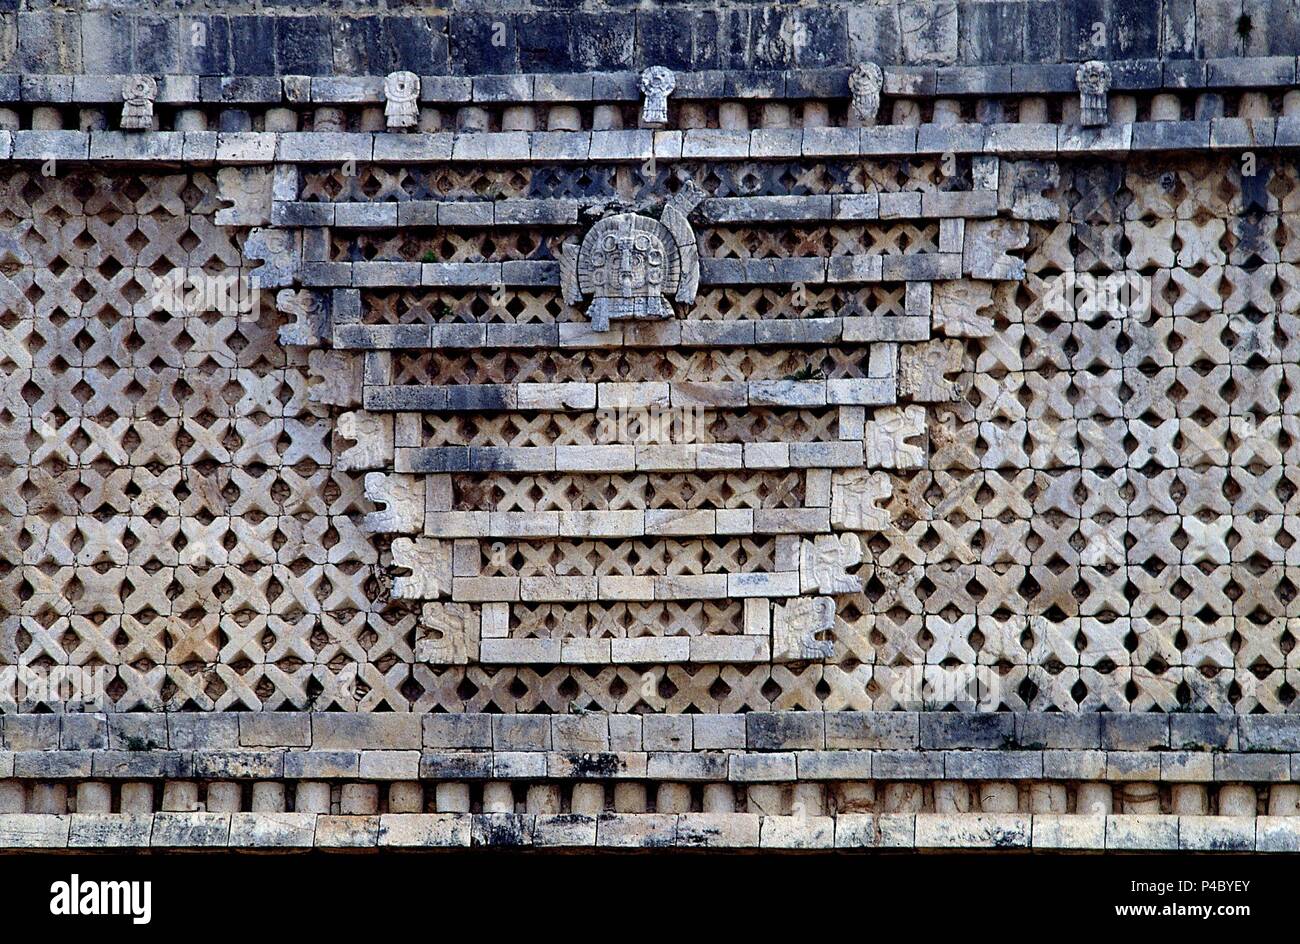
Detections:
[1076, 60, 1111, 127]
[121, 75, 157, 130]
[639, 66, 676, 125]
[384, 71, 421, 130]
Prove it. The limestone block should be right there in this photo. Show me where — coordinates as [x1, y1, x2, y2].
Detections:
[964, 218, 1028, 280]
[214, 167, 272, 226]
[363, 473, 424, 534]
[391, 538, 452, 600]
[772, 596, 836, 662]
[932, 280, 995, 337]
[800, 533, 863, 594]
[230, 813, 316, 848]
[416, 602, 480, 665]
[864, 405, 927, 469]
[899, 339, 964, 402]
[336, 411, 393, 471]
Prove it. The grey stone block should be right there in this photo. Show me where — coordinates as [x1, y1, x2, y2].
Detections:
[1014, 713, 1101, 749]
[1105, 751, 1162, 780]
[551, 715, 609, 752]
[1101, 714, 1169, 750]
[91, 751, 191, 779]
[3, 714, 59, 750]
[647, 752, 729, 780]
[1011, 63, 1075, 93]
[1110, 59, 1163, 90]
[746, 711, 824, 750]
[1042, 749, 1107, 780]
[916, 123, 984, 154]
[872, 750, 945, 779]
[192, 751, 284, 779]
[283, 751, 360, 779]
[1130, 120, 1211, 150]
[1239, 716, 1300, 752]
[168, 714, 239, 751]
[15, 751, 92, 778]
[472, 813, 534, 847]
[1163, 59, 1207, 88]
[151, 812, 230, 848]
[1206, 55, 1296, 87]
[70, 813, 153, 849]
[1170, 714, 1237, 751]
[107, 715, 167, 751]
[944, 750, 1042, 779]
[239, 713, 311, 748]
[1215, 752, 1289, 782]
[728, 752, 796, 782]
[492, 714, 550, 752]
[936, 65, 1011, 95]
[311, 714, 421, 751]
[825, 712, 918, 749]
[643, 715, 692, 752]
[423, 713, 492, 750]
[796, 750, 872, 779]
[920, 712, 1014, 749]
[420, 751, 493, 779]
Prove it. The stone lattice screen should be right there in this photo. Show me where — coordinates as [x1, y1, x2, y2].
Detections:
[6, 155, 1294, 716]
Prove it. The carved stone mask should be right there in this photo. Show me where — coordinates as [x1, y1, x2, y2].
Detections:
[591, 219, 667, 298]
[384, 71, 419, 102]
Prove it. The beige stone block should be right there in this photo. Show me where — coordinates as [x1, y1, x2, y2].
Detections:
[315, 815, 380, 848]
[677, 812, 760, 848]
[915, 813, 1030, 849]
[378, 813, 470, 847]
[69, 813, 153, 848]
[0, 814, 70, 848]
[229, 812, 317, 848]
[1032, 814, 1105, 850]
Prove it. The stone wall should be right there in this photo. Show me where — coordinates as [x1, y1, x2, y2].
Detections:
[4, 0, 1298, 76]
[2, 1, 1300, 853]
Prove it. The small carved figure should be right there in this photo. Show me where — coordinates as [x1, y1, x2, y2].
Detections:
[848, 62, 884, 124]
[639, 66, 676, 125]
[121, 75, 157, 131]
[384, 71, 420, 130]
[1076, 60, 1112, 127]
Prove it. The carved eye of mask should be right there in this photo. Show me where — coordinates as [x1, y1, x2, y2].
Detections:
[125, 77, 155, 99]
